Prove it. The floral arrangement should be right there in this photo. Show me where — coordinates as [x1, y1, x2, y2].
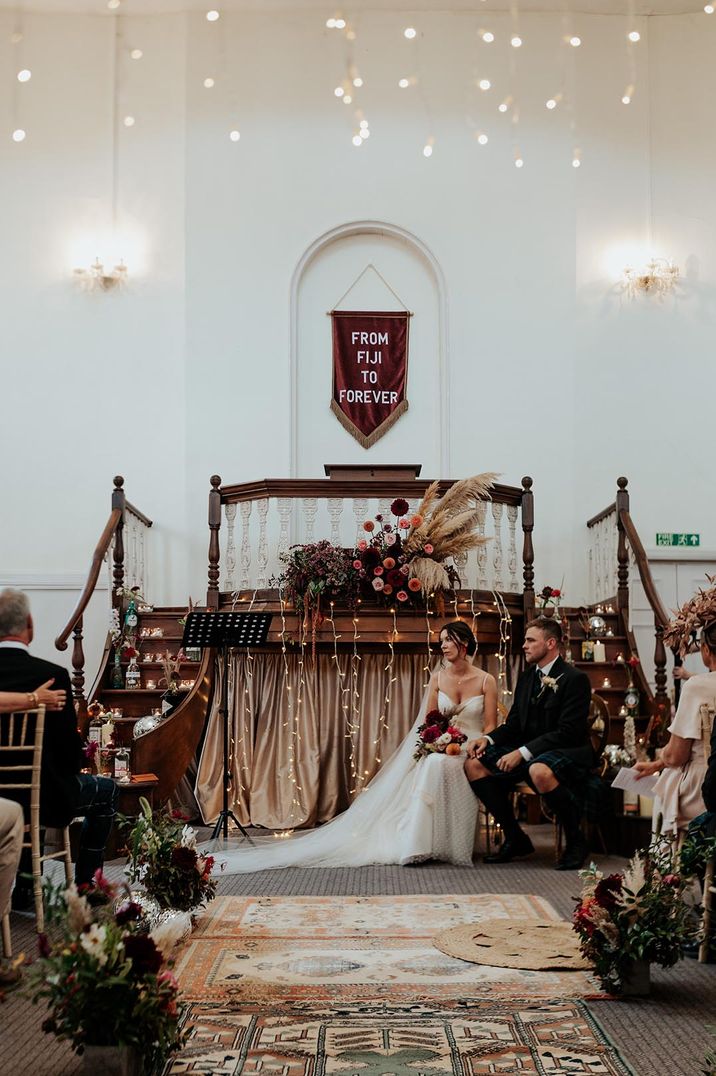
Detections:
[572, 839, 693, 993]
[664, 575, 716, 657]
[159, 649, 186, 693]
[273, 540, 359, 616]
[354, 497, 434, 605]
[124, 798, 217, 912]
[538, 585, 562, 611]
[413, 709, 468, 762]
[28, 872, 186, 1071]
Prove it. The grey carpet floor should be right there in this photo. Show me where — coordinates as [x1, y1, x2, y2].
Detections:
[1, 825, 713, 1075]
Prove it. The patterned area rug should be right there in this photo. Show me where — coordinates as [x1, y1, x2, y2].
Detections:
[167, 997, 634, 1075]
[177, 895, 602, 1002]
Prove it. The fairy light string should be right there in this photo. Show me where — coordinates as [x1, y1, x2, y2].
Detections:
[328, 602, 359, 787]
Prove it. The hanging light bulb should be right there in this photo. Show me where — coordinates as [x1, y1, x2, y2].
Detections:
[398, 77, 410, 88]
[476, 132, 488, 145]
[107, 0, 121, 8]
[498, 97, 511, 113]
[12, 128, 26, 142]
[514, 152, 524, 168]
[123, 115, 135, 127]
[130, 49, 143, 60]
[572, 151, 582, 168]
[326, 17, 336, 28]
[203, 77, 215, 88]
[404, 26, 417, 39]
[229, 129, 241, 142]
[359, 119, 369, 129]
[511, 35, 522, 47]
[334, 85, 344, 97]
[569, 35, 581, 46]
[622, 83, 634, 104]
[17, 69, 31, 82]
[342, 94, 352, 104]
[335, 17, 346, 29]
[423, 137, 434, 157]
[479, 78, 491, 90]
[352, 134, 362, 146]
[705, 4, 714, 11]
[628, 30, 641, 41]
[481, 30, 495, 42]
[353, 76, 363, 87]
[206, 10, 220, 22]
[546, 98, 557, 109]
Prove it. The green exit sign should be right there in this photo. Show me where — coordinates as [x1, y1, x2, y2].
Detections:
[656, 533, 700, 547]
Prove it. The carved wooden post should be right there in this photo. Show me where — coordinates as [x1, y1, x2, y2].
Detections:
[521, 477, 535, 622]
[71, 615, 87, 719]
[652, 622, 671, 744]
[112, 475, 126, 606]
[207, 475, 222, 609]
[616, 477, 630, 614]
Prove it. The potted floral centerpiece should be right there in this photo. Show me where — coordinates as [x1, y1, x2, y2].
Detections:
[28, 872, 186, 1075]
[538, 585, 562, 617]
[573, 840, 693, 994]
[125, 798, 217, 913]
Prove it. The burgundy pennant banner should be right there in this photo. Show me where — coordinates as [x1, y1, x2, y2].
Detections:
[330, 310, 411, 448]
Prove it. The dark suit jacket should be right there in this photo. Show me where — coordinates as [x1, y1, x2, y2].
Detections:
[0, 647, 84, 825]
[489, 656, 594, 767]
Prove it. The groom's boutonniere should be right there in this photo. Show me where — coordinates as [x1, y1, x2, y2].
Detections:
[540, 674, 562, 695]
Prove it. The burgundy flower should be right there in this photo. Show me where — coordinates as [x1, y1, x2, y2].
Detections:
[594, 874, 623, 909]
[663, 873, 681, 887]
[123, 933, 163, 976]
[387, 569, 404, 588]
[396, 591, 408, 602]
[391, 498, 409, 517]
[115, 900, 143, 925]
[171, 845, 198, 871]
[421, 725, 442, 743]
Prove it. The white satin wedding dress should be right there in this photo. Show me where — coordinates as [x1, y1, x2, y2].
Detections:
[207, 687, 485, 874]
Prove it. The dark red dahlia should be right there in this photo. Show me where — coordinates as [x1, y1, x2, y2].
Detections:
[171, 845, 198, 871]
[391, 498, 410, 517]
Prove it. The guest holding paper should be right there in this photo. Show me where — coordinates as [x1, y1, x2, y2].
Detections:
[636, 620, 716, 835]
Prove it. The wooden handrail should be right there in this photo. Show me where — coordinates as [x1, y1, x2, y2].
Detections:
[618, 509, 670, 628]
[55, 506, 123, 651]
[586, 503, 616, 529]
[217, 476, 524, 506]
[126, 500, 153, 528]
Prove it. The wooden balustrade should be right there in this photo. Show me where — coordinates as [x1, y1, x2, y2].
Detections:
[206, 466, 535, 604]
[55, 475, 153, 716]
[586, 476, 681, 742]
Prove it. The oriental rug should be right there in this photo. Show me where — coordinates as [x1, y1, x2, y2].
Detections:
[177, 894, 602, 1002]
[166, 997, 634, 1075]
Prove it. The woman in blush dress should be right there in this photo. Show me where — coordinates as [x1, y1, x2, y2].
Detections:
[207, 621, 497, 873]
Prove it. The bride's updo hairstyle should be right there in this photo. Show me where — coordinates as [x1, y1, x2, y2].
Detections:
[440, 620, 477, 657]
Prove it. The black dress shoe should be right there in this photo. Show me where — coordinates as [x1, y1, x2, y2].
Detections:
[484, 834, 535, 864]
[555, 837, 589, 871]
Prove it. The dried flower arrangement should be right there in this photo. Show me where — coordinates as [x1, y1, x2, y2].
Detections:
[663, 575, 716, 657]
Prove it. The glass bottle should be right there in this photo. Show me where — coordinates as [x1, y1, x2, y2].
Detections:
[110, 651, 124, 689]
[114, 745, 131, 783]
[125, 658, 141, 690]
[88, 706, 103, 748]
[124, 597, 138, 633]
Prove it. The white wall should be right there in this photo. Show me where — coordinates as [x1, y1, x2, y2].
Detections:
[0, 6, 714, 673]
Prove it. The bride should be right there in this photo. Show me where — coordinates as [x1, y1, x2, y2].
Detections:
[207, 621, 497, 873]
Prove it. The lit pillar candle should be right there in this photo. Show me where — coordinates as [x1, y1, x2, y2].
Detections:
[593, 640, 606, 662]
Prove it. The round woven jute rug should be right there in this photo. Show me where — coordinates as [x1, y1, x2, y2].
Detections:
[433, 918, 591, 971]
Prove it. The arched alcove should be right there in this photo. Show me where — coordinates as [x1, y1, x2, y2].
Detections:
[289, 221, 449, 477]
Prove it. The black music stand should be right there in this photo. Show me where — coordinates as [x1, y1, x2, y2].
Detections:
[182, 611, 272, 843]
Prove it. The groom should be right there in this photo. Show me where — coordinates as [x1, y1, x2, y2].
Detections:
[465, 616, 593, 871]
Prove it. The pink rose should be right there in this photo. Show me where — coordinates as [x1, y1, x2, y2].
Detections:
[423, 543, 434, 554]
[357, 540, 367, 551]
[374, 565, 384, 576]
[397, 590, 408, 602]
[384, 533, 397, 546]
[353, 560, 362, 569]
[399, 519, 410, 529]
[372, 578, 385, 591]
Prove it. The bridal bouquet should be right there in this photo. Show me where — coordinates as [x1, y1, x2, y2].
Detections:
[413, 709, 467, 762]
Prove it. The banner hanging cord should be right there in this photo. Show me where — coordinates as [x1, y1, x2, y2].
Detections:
[328, 262, 413, 315]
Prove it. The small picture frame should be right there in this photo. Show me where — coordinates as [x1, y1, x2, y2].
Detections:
[581, 640, 595, 661]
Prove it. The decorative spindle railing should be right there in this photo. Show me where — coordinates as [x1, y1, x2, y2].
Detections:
[206, 467, 536, 616]
[587, 476, 679, 740]
[55, 476, 153, 715]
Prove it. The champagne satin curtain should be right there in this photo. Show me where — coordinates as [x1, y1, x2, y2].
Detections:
[195, 650, 505, 830]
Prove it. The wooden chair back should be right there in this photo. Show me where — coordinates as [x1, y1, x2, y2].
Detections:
[0, 707, 45, 817]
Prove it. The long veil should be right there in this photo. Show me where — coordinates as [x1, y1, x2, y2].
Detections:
[201, 688, 433, 874]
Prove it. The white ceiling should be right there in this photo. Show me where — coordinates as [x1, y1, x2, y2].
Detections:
[0, 0, 704, 17]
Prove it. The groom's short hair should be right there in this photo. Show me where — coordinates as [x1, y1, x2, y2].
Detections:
[527, 616, 562, 645]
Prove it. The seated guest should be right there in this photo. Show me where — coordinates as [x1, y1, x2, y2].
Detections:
[0, 588, 118, 896]
[635, 622, 716, 835]
[0, 797, 23, 984]
[465, 616, 593, 870]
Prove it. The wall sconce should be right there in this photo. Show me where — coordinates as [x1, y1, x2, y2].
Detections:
[73, 258, 128, 292]
[622, 258, 679, 299]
